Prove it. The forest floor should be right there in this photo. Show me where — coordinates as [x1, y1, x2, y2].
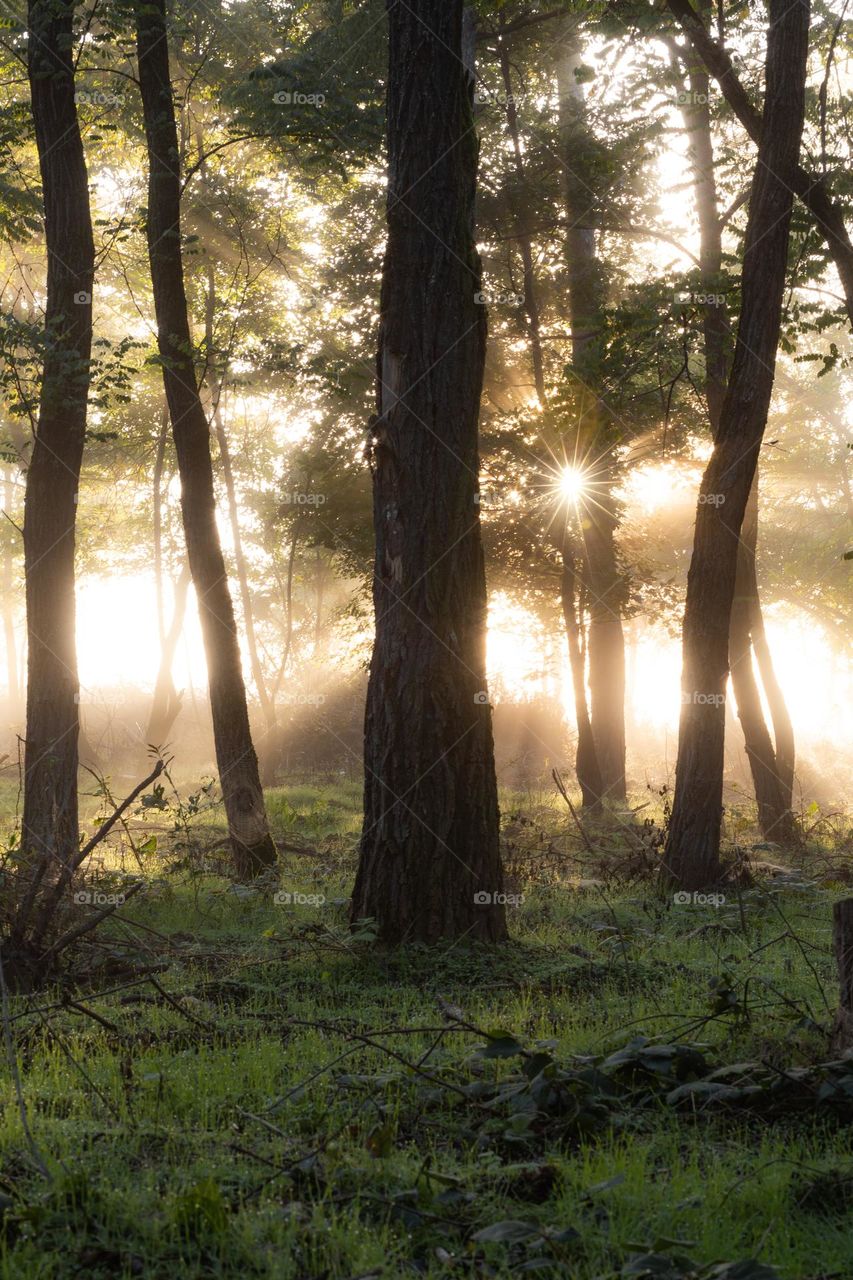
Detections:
[1, 777, 852, 1279]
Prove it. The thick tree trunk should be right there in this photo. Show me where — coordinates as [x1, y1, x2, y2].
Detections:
[136, 0, 276, 878]
[18, 0, 94, 913]
[350, 0, 506, 945]
[676, 32, 798, 844]
[661, 0, 809, 890]
[556, 37, 627, 804]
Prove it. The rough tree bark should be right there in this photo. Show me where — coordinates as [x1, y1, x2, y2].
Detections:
[350, 0, 506, 944]
[556, 33, 627, 805]
[661, 0, 810, 890]
[675, 30, 798, 843]
[18, 0, 94, 906]
[135, 0, 276, 878]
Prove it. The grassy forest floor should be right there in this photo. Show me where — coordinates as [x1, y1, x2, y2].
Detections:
[1, 776, 853, 1279]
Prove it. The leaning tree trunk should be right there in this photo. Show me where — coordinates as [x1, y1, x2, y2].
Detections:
[661, 0, 809, 890]
[350, 0, 506, 945]
[135, 0, 276, 878]
[676, 29, 798, 845]
[16, 0, 94, 931]
[556, 33, 627, 805]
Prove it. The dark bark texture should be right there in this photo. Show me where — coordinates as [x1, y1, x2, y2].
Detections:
[136, 0, 276, 878]
[350, 0, 506, 944]
[19, 0, 94, 915]
[662, 0, 810, 890]
[676, 30, 798, 844]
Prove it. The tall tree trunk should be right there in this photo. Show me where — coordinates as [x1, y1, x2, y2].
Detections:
[135, 0, 276, 878]
[560, 538, 604, 809]
[146, 405, 187, 750]
[18, 0, 94, 914]
[556, 35, 627, 805]
[497, 27, 545, 406]
[203, 266, 278, 772]
[350, 0, 506, 944]
[676, 30, 798, 843]
[146, 562, 190, 748]
[661, 0, 809, 890]
[2, 468, 20, 717]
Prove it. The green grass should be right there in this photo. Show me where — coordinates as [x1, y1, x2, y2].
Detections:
[1, 785, 852, 1278]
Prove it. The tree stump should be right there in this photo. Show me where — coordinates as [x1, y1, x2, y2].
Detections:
[831, 898, 853, 1054]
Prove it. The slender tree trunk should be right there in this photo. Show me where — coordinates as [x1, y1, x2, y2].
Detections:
[497, 29, 545, 406]
[146, 404, 188, 749]
[661, 0, 809, 890]
[152, 402, 169, 648]
[203, 269, 278, 757]
[135, 0, 276, 878]
[146, 562, 190, 748]
[560, 539, 604, 808]
[350, 0, 506, 944]
[665, 0, 853, 330]
[2, 469, 19, 716]
[556, 35, 627, 805]
[750, 590, 796, 810]
[677, 31, 798, 843]
[18, 0, 94, 914]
